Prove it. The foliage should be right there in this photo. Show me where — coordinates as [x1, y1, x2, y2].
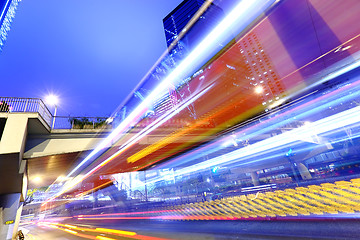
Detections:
[69, 117, 107, 129]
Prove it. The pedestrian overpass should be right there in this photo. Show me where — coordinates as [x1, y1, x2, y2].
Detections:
[0, 97, 110, 239]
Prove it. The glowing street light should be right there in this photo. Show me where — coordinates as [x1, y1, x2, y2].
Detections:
[45, 94, 59, 129]
[33, 176, 42, 184]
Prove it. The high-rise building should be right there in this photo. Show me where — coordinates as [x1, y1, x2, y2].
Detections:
[0, 0, 21, 51]
[237, 32, 286, 106]
[153, 0, 225, 117]
[163, 0, 224, 55]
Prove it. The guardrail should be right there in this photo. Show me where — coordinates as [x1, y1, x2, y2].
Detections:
[0, 97, 112, 130]
[0, 97, 53, 127]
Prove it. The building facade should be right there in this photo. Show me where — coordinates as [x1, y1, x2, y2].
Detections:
[163, 0, 224, 57]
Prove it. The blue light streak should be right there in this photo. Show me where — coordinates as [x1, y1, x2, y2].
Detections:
[175, 104, 360, 177]
[157, 68, 360, 170]
[66, 0, 276, 178]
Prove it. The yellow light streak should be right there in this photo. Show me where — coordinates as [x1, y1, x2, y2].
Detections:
[64, 224, 77, 229]
[64, 228, 78, 235]
[76, 181, 112, 198]
[96, 236, 116, 240]
[95, 228, 137, 236]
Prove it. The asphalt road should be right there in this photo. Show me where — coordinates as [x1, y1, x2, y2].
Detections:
[19, 219, 360, 240]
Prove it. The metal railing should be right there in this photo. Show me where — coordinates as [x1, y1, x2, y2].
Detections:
[0, 97, 111, 130]
[53, 116, 111, 130]
[0, 97, 53, 127]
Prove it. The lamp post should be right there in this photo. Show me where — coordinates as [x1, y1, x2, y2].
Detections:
[45, 94, 59, 129]
[52, 104, 58, 129]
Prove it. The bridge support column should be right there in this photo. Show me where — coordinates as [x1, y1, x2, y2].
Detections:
[0, 114, 29, 239]
[0, 193, 21, 240]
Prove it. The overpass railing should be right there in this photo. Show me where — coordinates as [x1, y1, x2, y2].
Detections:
[0, 97, 53, 127]
[0, 97, 112, 130]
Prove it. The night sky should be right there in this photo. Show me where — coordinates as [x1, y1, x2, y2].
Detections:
[0, 0, 184, 117]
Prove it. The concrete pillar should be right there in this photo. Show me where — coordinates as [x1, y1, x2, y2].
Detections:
[250, 172, 260, 186]
[0, 114, 28, 158]
[11, 203, 23, 240]
[0, 193, 21, 240]
[11, 173, 28, 239]
[0, 114, 29, 239]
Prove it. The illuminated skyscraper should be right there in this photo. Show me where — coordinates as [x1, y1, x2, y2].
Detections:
[153, 0, 225, 117]
[0, 0, 21, 51]
[163, 0, 224, 55]
[238, 32, 286, 106]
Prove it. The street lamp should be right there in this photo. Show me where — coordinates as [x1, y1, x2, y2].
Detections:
[45, 94, 59, 129]
[33, 176, 42, 184]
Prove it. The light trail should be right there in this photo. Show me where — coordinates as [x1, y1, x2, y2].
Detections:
[65, 0, 276, 177]
[126, 84, 213, 163]
[50, 77, 360, 203]
[174, 103, 360, 177]
[43, 0, 276, 205]
[44, 72, 360, 208]
[38, 222, 168, 240]
[156, 75, 360, 170]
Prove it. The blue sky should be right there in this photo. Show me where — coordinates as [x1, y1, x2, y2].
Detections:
[0, 0, 184, 117]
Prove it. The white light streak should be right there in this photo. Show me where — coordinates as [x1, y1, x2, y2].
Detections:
[66, 0, 275, 178]
[176, 105, 360, 176]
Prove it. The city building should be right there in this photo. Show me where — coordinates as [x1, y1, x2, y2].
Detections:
[156, 0, 284, 119]
[149, 0, 225, 118]
[163, 0, 224, 54]
[237, 31, 286, 108]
